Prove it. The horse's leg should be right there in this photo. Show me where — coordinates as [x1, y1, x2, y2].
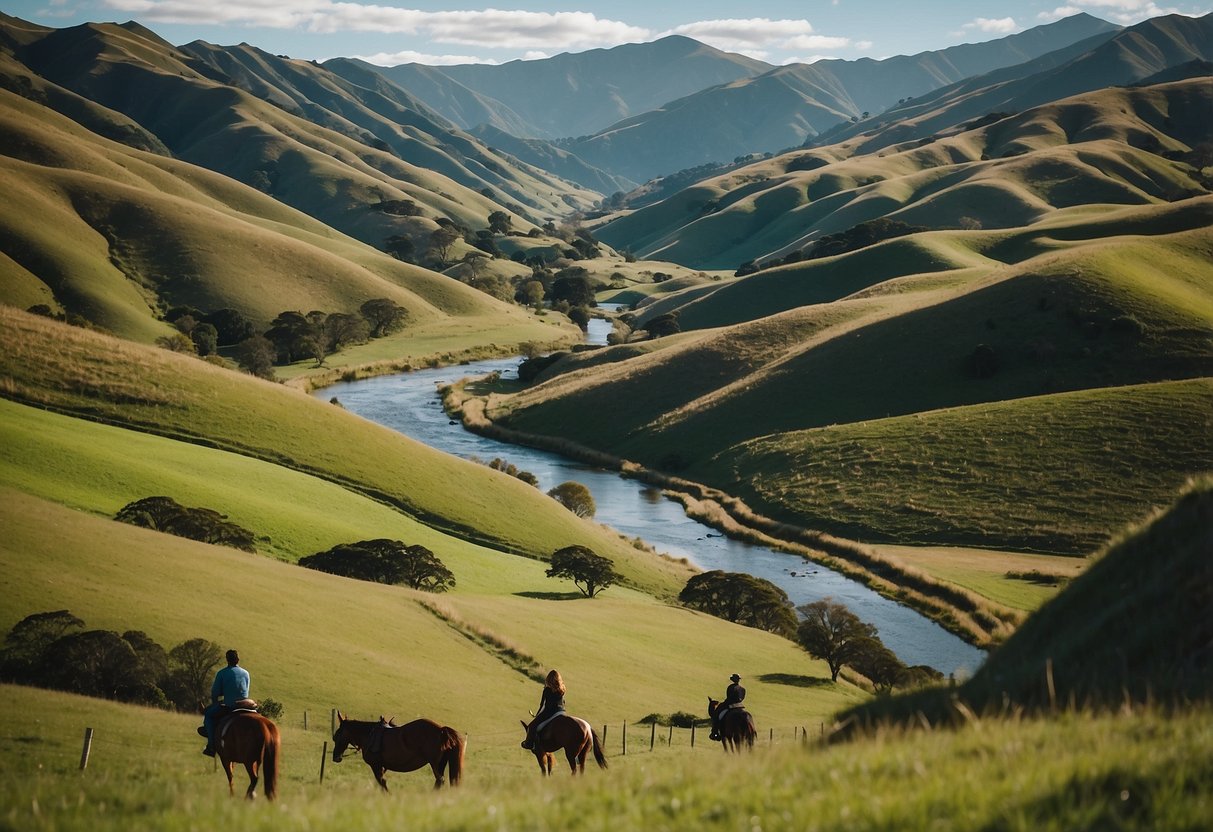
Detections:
[374, 764, 389, 792]
[223, 760, 235, 797]
[565, 745, 580, 775]
[430, 760, 445, 789]
[244, 761, 259, 799]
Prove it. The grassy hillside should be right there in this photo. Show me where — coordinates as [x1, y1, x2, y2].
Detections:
[1, 681, 1209, 830]
[599, 78, 1212, 269]
[0, 308, 682, 596]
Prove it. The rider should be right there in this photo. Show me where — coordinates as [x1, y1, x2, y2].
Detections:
[521, 669, 565, 749]
[201, 649, 251, 757]
[710, 673, 745, 741]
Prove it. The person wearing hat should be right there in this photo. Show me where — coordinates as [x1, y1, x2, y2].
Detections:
[201, 649, 251, 756]
[710, 673, 746, 741]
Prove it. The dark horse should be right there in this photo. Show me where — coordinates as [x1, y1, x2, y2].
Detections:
[708, 697, 756, 753]
[214, 711, 280, 799]
[518, 714, 607, 775]
[332, 712, 465, 790]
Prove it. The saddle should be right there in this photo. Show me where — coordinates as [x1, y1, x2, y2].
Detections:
[195, 700, 260, 737]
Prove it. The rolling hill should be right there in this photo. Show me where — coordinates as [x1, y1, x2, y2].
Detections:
[597, 77, 1213, 269]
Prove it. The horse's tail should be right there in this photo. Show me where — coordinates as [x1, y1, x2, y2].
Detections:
[261, 720, 281, 800]
[590, 728, 608, 769]
[439, 726, 465, 786]
[744, 713, 757, 748]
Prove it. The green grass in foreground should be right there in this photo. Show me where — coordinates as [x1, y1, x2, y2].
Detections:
[1, 685, 1210, 831]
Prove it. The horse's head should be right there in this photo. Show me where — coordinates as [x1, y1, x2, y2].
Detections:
[707, 696, 720, 718]
[332, 711, 354, 763]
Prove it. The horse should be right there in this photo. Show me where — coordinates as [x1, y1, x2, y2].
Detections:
[518, 714, 607, 775]
[332, 712, 465, 790]
[213, 711, 280, 799]
[708, 697, 756, 753]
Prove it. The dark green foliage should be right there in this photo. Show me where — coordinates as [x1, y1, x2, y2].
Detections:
[786, 155, 829, 172]
[0, 612, 221, 712]
[201, 308, 255, 345]
[359, 298, 409, 338]
[114, 496, 257, 552]
[324, 312, 371, 351]
[807, 218, 927, 261]
[488, 210, 512, 234]
[384, 234, 416, 262]
[518, 352, 567, 383]
[259, 697, 284, 721]
[300, 539, 455, 592]
[567, 305, 591, 331]
[849, 636, 905, 693]
[679, 571, 797, 638]
[735, 260, 758, 277]
[376, 199, 420, 216]
[235, 335, 277, 379]
[546, 545, 620, 598]
[547, 481, 596, 518]
[190, 322, 219, 356]
[796, 599, 878, 682]
[646, 312, 681, 338]
[550, 268, 595, 306]
[638, 711, 701, 727]
[265, 311, 323, 364]
[487, 457, 539, 487]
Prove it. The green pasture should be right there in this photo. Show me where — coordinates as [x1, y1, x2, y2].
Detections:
[0, 308, 689, 597]
[1, 684, 1209, 831]
[0, 489, 861, 732]
[871, 544, 1087, 611]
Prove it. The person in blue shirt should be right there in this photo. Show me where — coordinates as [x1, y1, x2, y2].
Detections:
[202, 649, 251, 756]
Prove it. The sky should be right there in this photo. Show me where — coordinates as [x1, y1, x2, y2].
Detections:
[6, 0, 1209, 66]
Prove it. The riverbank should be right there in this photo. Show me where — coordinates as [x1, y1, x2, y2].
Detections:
[446, 381, 1023, 649]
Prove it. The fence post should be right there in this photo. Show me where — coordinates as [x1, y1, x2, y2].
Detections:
[801, 725, 807, 745]
[668, 723, 673, 747]
[650, 722, 656, 752]
[602, 724, 608, 751]
[319, 742, 327, 784]
[769, 728, 773, 745]
[79, 727, 93, 771]
[303, 710, 308, 731]
[622, 722, 627, 756]
[690, 722, 696, 748]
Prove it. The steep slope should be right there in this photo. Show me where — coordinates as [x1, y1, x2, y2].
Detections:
[0, 83, 558, 344]
[181, 42, 597, 221]
[468, 123, 635, 195]
[0, 17, 587, 260]
[598, 78, 1213, 269]
[821, 12, 1213, 156]
[396, 36, 772, 140]
[566, 14, 1119, 182]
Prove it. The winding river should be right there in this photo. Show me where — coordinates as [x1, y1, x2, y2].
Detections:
[317, 316, 986, 676]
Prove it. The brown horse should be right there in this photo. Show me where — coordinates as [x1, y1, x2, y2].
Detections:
[518, 714, 607, 775]
[332, 713, 465, 790]
[214, 711, 280, 799]
[708, 697, 756, 753]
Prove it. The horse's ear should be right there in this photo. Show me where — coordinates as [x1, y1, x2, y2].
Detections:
[520, 720, 528, 730]
[338, 711, 346, 722]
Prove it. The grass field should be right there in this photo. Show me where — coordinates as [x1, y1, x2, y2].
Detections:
[1, 684, 1209, 831]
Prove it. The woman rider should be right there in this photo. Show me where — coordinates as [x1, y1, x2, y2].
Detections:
[521, 669, 565, 749]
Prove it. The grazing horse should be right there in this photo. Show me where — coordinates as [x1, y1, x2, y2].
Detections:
[214, 711, 280, 799]
[518, 714, 607, 775]
[708, 697, 756, 753]
[332, 712, 465, 790]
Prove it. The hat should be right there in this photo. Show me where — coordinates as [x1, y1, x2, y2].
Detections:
[730, 673, 740, 682]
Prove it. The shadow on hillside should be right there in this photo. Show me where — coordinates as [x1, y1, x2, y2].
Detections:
[513, 591, 586, 601]
[758, 673, 833, 688]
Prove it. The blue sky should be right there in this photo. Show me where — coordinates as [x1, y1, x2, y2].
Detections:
[7, 0, 1208, 65]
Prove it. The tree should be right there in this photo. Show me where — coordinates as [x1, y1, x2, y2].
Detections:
[190, 322, 219, 356]
[796, 599, 878, 682]
[324, 312, 370, 352]
[264, 311, 320, 363]
[359, 298, 409, 338]
[547, 481, 595, 518]
[300, 539, 455, 592]
[849, 636, 904, 693]
[549, 268, 595, 307]
[166, 638, 222, 712]
[517, 279, 545, 307]
[114, 496, 257, 552]
[546, 545, 620, 598]
[156, 332, 195, 353]
[567, 305, 591, 331]
[384, 234, 416, 262]
[428, 225, 461, 265]
[487, 210, 512, 235]
[43, 630, 141, 700]
[646, 312, 681, 338]
[0, 610, 84, 682]
[235, 335, 277, 380]
[678, 571, 796, 637]
[202, 308, 255, 345]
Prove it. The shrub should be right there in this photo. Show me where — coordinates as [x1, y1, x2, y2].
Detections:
[259, 698, 284, 721]
[547, 481, 596, 518]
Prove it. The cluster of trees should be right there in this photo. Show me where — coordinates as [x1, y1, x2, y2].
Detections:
[679, 571, 797, 637]
[479, 456, 539, 487]
[115, 496, 257, 552]
[300, 539, 455, 592]
[546, 545, 621, 598]
[735, 218, 928, 277]
[0, 611, 260, 713]
[154, 298, 409, 379]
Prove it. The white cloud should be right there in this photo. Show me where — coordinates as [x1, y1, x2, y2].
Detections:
[962, 16, 1020, 33]
[352, 49, 497, 66]
[101, 1, 651, 48]
[665, 17, 816, 48]
[782, 54, 835, 65]
[521, 50, 550, 61]
[782, 34, 852, 50]
[1037, 0, 1188, 23]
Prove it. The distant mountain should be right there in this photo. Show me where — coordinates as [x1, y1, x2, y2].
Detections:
[563, 14, 1120, 182]
[365, 36, 773, 140]
[820, 12, 1213, 154]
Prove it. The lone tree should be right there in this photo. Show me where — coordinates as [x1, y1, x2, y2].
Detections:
[679, 571, 796, 637]
[300, 539, 455, 592]
[487, 210, 512, 235]
[115, 496, 256, 552]
[359, 298, 409, 338]
[547, 481, 596, 518]
[796, 599, 878, 682]
[235, 335, 277, 380]
[546, 545, 620, 598]
[166, 637, 223, 712]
